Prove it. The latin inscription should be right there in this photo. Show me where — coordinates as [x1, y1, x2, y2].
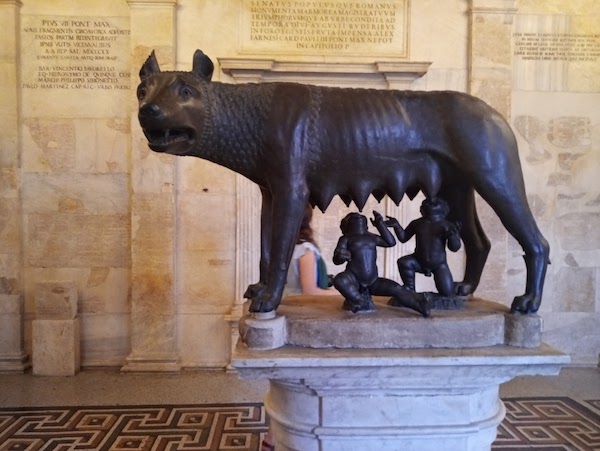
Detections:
[240, 0, 408, 56]
[21, 15, 130, 91]
[514, 32, 600, 62]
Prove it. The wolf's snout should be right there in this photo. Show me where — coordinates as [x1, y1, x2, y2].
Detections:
[139, 103, 163, 119]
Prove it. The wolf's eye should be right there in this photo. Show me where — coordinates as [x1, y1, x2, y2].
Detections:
[137, 86, 147, 100]
[180, 85, 194, 99]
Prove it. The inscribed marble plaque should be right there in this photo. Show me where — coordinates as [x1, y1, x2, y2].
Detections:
[513, 14, 600, 91]
[239, 0, 408, 57]
[20, 15, 131, 116]
[27, 214, 129, 267]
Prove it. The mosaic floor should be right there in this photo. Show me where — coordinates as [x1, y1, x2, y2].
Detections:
[494, 398, 600, 451]
[0, 398, 598, 451]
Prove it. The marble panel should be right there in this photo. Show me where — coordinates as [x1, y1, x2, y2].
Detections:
[34, 281, 77, 320]
[237, 0, 409, 58]
[74, 119, 129, 173]
[0, 62, 18, 105]
[176, 0, 239, 69]
[269, 380, 320, 425]
[32, 318, 80, 376]
[131, 139, 175, 193]
[22, 173, 128, 214]
[25, 213, 129, 267]
[177, 250, 236, 309]
[128, 313, 177, 358]
[557, 249, 600, 269]
[558, 212, 600, 251]
[408, 0, 468, 69]
[24, 267, 129, 316]
[178, 159, 236, 195]
[0, 255, 20, 295]
[321, 388, 499, 427]
[21, 118, 129, 173]
[21, 117, 76, 172]
[178, 194, 236, 252]
[177, 313, 231, 368]
[19, 12, 131, 118]
[81, 267, 129, 314]
[0, 64, 18, 167]
[0, 119, 18, 167]
[0, 168, 18, 198]
[20, 80, 131, 120]
[20, 0, 131, 16]
[540, 311, 600, 365]
[0, 198, 20, 258]
[412, 68, 468, 92]
[79, 313, 130, 367]
[470, 73, 512, 118]
[0, 294, 23, 353]
[131, 271, 174, 316]
[0, 8, 18, 62]
[131, 193, 174, 261]
[513, 13, 600, 92]
[517, 0, 600, 15]
[130, 11, 176, 50]
[472, 14, 512, 68]
[552, 267, 595, 312]
[479, 259, 508, 294]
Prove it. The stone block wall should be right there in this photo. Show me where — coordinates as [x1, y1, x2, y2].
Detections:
[0, 0, 597, 370]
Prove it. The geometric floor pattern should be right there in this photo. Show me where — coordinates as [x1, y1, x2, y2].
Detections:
[0, 404, 268, 451]
[493, 398, 600, 451]
[0, 398, 598, 451]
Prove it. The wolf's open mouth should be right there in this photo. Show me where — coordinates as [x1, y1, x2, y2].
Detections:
[144, 128, 194, 146]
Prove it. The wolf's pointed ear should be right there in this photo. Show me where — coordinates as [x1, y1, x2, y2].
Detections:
[192, 50, 214, 81]
[139, 50, 160, 81]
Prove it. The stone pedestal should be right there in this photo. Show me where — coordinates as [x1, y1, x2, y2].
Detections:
[232, 297, 569, 451]
[32, 282, 80, 376]
[32, 319, 81, 376]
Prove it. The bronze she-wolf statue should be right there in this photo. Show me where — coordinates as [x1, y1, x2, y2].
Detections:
[136, 49, 549, 315]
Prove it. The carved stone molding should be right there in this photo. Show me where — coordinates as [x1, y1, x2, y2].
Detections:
[126, 0, 176, 6]
[218, 58, 431, 90]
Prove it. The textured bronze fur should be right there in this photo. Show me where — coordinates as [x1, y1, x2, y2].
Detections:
[137, 50, 549, 314]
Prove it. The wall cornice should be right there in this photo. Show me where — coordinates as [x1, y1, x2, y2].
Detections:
[127, 0, 176, 6]
[218, 58, 431, 90]
[469, 0, 517, 16]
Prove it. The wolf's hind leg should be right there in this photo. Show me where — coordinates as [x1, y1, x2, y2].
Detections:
[441, 185, 490, 296]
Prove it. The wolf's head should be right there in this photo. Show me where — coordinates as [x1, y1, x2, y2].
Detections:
[137, 50, 214, 155]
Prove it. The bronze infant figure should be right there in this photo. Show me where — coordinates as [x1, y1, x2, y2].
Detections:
[136, 49, 549, 315]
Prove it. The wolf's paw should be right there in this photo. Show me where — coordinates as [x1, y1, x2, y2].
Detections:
[454, 281, 476, 297]
[244, 282, 266, 300]
[248, 291, 280, 313]
[511, 294, 541, 314]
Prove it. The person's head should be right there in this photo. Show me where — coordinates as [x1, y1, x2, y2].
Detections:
[421, 197, 449, 219]
[297, 204, 315, 244]
[340, 212, 368, 235]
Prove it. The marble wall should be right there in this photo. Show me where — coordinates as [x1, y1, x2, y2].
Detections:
[0, 0, 598, 371]
[510, 0, 600, 364]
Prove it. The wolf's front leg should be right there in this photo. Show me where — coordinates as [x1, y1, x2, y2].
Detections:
[248, 190, 307, 313]
[244, 187, 272, 300]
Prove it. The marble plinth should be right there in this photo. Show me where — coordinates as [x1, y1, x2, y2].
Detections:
[233, 297, 569, 451]
[32, 319, 80, 376]
[240, 297, 542, 350]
